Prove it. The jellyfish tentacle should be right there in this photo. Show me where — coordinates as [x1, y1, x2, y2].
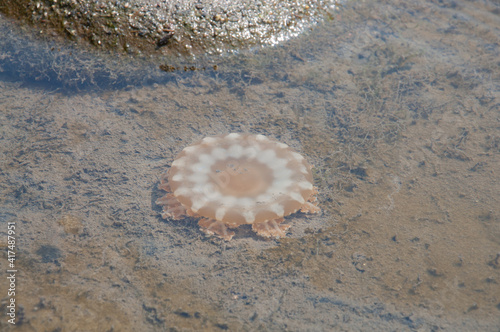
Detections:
[156, 193, 187, 219]
[252, 218, 290, 238]
[198, 218, 235, 241]
[300, 202, 321, 214]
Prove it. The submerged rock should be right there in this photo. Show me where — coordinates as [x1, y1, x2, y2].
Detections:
[0, 0, 340, 56]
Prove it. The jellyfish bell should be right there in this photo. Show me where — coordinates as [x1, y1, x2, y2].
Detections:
[157, 133, 320, 240]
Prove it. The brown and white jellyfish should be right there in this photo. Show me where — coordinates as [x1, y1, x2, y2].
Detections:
[156, 133, 320, 241]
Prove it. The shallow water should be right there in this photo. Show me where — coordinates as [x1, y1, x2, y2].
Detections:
[1, 0, 499, 330]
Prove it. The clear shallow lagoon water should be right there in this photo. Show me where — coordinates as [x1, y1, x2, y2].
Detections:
[1, 0, 499, 330]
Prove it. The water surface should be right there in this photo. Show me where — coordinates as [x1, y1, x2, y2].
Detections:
[0, 0, 499, 330]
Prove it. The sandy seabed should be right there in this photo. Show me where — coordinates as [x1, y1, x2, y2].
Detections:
[0, 0, 499, 330]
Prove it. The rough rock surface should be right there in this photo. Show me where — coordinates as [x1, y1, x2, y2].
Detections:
[0, 0, 340, 55]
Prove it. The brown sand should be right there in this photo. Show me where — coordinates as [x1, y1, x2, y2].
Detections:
[0, 0, 499, 330]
